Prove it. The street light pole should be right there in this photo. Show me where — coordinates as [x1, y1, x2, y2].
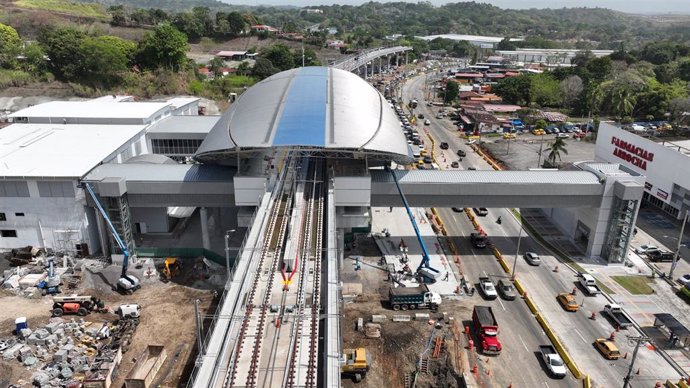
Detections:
[623, 336, 649, 388]
[536, 133, 544, 168]
[669, 210, 689, 279]
[512, 226, 523, 279]
[224, 229, 236, 277]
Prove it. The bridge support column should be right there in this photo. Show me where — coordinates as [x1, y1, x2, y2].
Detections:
[200, 207, 211, 250]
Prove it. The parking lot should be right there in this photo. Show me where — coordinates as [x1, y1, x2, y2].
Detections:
[481, 133, 597, 170]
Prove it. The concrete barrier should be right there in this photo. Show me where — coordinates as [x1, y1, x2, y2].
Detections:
[666, 380, 680, 388]
[393, 315, 411, 322]
[513, 278, 525, 296]
[678, 379, 690, 388]
[491, 247, 511, 274]
[524, 294, 539, 314]
[583, 375, 590, 388]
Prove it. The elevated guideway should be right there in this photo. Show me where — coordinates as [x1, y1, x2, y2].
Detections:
[332, 46, 412, 74]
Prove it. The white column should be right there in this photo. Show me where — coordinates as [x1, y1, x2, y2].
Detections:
[200, 207, 211, 250]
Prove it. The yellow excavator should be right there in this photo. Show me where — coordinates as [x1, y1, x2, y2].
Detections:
[341, 348, 371, 382]
[161, 257, 181, 282]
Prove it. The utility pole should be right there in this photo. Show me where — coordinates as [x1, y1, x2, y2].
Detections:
[669, 210, 689, 279]
[536, 133, 545, 168]
[623, 335, 650, 388]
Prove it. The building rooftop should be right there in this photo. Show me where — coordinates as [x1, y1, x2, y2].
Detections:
[84, 163, 236, 182]
[9, 101, 170, 120]
[0, 123, 146, 178]
[147, 115, 221, 134]
[165, 97, 200, 109]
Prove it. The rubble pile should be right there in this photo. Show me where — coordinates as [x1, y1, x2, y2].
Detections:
[1, 254, 83, 298]
[1, 317, 139, 387]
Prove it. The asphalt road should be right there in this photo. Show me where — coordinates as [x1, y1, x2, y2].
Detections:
[399, 73, 683, 387]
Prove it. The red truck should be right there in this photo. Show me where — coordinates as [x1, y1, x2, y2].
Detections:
[472, 306, 502, 355]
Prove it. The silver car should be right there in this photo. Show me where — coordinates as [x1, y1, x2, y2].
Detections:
[524, 252, 541, 266]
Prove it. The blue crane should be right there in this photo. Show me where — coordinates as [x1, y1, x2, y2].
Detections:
[386, 167, 439, 277]
[83, 182, 140, 294]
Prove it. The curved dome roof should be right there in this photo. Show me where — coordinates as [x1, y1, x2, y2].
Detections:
[194, 66, 412, 164]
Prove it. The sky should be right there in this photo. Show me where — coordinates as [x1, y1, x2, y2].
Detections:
[226, 0, 689, 14]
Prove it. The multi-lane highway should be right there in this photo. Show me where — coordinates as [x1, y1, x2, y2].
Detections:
[399, 70, 683, 387]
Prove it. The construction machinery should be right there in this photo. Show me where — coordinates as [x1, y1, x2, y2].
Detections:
[386, 167, 439, 281]
[161, 257, 181, 282]
[340, 348, 371, 382]
[37, 258, 61, 295]
[51, 295, 106, 317]
[83, 182, 140, 294]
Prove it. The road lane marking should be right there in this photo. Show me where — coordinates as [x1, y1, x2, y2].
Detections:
[573, 328, 587, 343]
[497, 297, 506, 311]
[518, 334, 529, 351]
[543, 382, 550, 388]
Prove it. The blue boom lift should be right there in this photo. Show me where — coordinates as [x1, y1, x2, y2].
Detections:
[84, 182, 140, 294]
[387, 167, 440, 282]
[37, 258, 61, 295]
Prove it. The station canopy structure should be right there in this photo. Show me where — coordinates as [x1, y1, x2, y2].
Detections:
[194, 66, 413, 165]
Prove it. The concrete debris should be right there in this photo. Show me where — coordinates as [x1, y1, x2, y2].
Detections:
[364, 323, 382, 338]
[371, 314, 387, 323]
[18, 346, 33, 359]
[60, 366, 73, 379]
[19, 328, 32, 339]
[45, 322, 62, 334]
[32, 371, 50, 385]
[414, 313, 430, 320]
[23, 355, 38, 366]
[2, 274, 20, 289]
[35, 329, 50, 340]
[392, 315, 411, 322]
[3, 343, 23, 359]
[53, 349, 67, 363]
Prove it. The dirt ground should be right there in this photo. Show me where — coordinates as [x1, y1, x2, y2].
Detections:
[0, 258, 220, 388]
[341, 235, 470, 388]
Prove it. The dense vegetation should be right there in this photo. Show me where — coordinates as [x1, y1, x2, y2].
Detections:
[91, 1, 690, 49]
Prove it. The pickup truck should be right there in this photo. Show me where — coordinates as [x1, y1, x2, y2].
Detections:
[578, 273, 601, 295]
[478, 277, 497, 300]
[603, 304, 633, 329]
[539, 345, 567, 378]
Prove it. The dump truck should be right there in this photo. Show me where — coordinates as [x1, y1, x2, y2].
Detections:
[603, 304, 633, 329]
[578, 273, 601, 295]
[389, 284, 442, 311]
[341, 348, 371, 383]
[539, 345, 567, 378]
[470, 233, 488, 248]
[472, 306, 502, 355]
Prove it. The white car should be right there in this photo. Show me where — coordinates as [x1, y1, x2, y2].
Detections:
[424, 119, 431, 125]
[466, 139, 476, 145]
[677, 274, 690, 286]
[556, 133, 569, 138]
[634, 245, 658, 255]
[524, 252, 541, 266]
[630, 124, 645, 131]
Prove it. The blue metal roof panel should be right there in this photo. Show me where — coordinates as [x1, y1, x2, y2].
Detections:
[273, 67, 328, 146]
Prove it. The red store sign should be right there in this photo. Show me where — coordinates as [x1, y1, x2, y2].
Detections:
[611, 136, 654, 170]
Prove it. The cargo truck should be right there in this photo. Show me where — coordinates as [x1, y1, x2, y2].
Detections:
[603, 304, 633, 329]
[389, 284, 442, 311]
[472, 306, 502, 355]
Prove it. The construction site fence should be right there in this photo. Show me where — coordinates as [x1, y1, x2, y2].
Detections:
[135, 247, 229, 267]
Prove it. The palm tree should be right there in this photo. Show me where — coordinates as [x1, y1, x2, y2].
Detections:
[546, 137, 568, 167]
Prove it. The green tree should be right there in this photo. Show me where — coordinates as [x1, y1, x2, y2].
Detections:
[585, 56, 612, 82]
[496, 37, 517, 51]
[38, 27, 88, 80]
[493, 74, 532, 106]
[173, 12, 204, 41]
[535, 119, 547, 129]
[547, 137, 568, 167]
[136, 24, 189, 71]
[678, 59, 690, 82]
[252, 57, 278, 79]
[81, 35, 136, 87]
[560, 75, 584, 109]
[530, 73, 561, 107]
[443, 80, 459, 104]
[20, 42, 47, 75]
[107, 5, 127, 26]
[208, 56, 225, 78]
[0, 23, 22, 69]
[260, 44, 294, 71]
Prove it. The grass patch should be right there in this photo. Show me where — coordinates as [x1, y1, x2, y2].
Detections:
[14, 0, 108, 19]
[611, 275, 655, 295]
[596, 280, 615, 294]
[0, 69, 33, 89]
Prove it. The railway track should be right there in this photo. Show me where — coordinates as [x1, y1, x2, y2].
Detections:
[223, 157, 327, 388]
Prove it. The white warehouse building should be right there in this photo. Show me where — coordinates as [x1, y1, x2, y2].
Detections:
[0, 96, 209, 254]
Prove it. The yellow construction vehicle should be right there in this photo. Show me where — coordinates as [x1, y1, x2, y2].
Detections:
[161, 257, 181, 282]
[340, 348, 371, 382]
